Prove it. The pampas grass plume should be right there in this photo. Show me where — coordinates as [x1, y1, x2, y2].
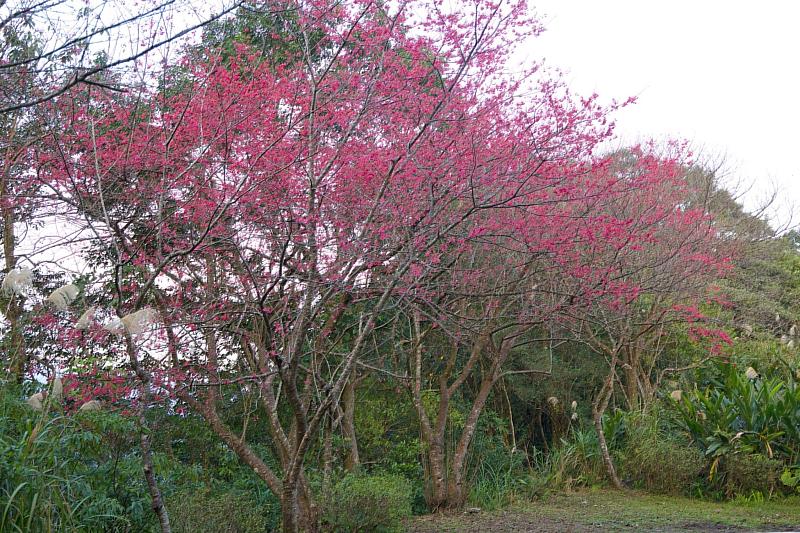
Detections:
[76, 306, 96, 329]
[2, 267, 33, 295]
[47, 283, 79, 310]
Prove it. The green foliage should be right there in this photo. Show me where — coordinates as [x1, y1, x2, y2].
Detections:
[720, 236, 800, 334]
[467, 456, 528, 511]
[542, 409, 705, 496]
[540, 426, 605, 489]
[671, 360, 800, 465]
[2, 202, 798, 527]
[618, 410, 705, 495]
[720, 453, 785, 498]
[666, 360, 800, 499]
[505, 340, 605, 452]
[601, 409, 628, 450]
[466, 412, 527, 510]
[168, 489, 269, 533]
[353, 383, 423, 479]
[780, 467, 800, 493]
[0, 384, 281, 532]
[320, 473, 412, 533]
[199, 4, 325, 67]
[149, 409, 282, 529]
[0, 384, 153, 532]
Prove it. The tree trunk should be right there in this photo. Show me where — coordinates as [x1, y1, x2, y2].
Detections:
[2, 175, 26, 382]
[281, 471, 318, 533]
[139, 419, 172, 533]
[623, 346, 640, 410]
[415, 393, 448, 509]
[592, 363, 623, 490]
[410, 311, 448, 511]
[125, 336, 171, 533]
[281, 481, 300, 533]
[341, 372, 360, 472]
[537, 409, 549, 453]
[446, 360, 501, 508]
[322, 413, 334, 488]
[190, 395, 283, 493]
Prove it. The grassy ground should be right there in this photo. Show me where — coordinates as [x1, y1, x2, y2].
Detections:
[408, 489, 800, 532]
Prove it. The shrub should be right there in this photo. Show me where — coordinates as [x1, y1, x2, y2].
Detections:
[467, 449, 526, 510]
[620, 415, 704, 494]
[668, 359, 800, 500]
[168, 489, 269, 533]
[320, 473, 412, 532]
[542, 427, 606, 489]
[672, 360, 800, 464]
[721, 453, 785, 498]
[545, 408, 704, 494]
[0, 384, 150, 532]
[781, 467, 800, 494]
[464, 412, 529, 510]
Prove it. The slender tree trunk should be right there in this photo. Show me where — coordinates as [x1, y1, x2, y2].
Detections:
[341, 372, 360, 472]
[139, 410, 172, 533]
[592, 360, 623, 490]
[537, 409, 549, 453]
[2, 174, 26, 382]
[623, 346, 640, 410]
[322, 413, 334, 488]
[447, 361, 501, 507]
[125, 337, 171, 533]
[640, 364, 656, 408]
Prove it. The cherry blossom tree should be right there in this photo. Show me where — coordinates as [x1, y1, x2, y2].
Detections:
[557, 146, 732, 487]
[15, 0, 731, 530]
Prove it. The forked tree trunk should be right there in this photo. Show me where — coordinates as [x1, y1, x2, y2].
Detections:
[411, 306, 524, 511]
[417, 340, 512, 510]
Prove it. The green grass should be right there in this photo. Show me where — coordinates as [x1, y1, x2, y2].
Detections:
[529, 489, 800, 530]
[409, 489, 800, 531]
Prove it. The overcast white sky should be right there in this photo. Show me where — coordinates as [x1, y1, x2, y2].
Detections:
[525, 0, 799, 228]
